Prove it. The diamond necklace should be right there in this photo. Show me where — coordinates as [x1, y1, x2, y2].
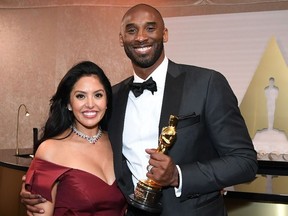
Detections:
[71, 126, 102, 144]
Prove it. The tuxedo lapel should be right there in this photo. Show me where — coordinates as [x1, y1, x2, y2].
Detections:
[110, 77, 134, 195]
[112, 78, 132, 140]
[159, 61, 185, 132]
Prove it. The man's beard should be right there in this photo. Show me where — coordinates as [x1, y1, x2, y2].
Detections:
[124, 42, 164, 68]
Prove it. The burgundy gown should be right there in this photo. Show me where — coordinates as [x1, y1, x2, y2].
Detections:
[25, 158, 127, 216]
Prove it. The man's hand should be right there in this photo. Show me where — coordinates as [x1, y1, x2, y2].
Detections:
[145, 149, 179, 187]
[20, 175, 46, 215]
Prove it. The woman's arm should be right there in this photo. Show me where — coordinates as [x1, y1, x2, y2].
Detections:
[33, 182, 57, 216]
[20, 175, 46, 215]
[21, 140, 59, 215]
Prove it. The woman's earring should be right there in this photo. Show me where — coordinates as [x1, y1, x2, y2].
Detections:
[67, 105, 72, 111]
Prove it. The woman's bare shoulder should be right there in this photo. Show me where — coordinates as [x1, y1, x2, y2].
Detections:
[35, 139, 63, 162]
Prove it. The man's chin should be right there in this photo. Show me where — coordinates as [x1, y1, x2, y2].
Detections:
[134, 62, 153, 68]
[132, 57, 155, 68]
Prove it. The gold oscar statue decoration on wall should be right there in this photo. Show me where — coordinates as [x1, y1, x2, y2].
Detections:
[128, 115, 178, 213]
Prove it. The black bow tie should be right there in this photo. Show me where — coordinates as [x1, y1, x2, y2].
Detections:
[130, 77, 157, 97]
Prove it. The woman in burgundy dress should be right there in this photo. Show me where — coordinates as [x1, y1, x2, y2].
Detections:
[25, 61, 127, 216]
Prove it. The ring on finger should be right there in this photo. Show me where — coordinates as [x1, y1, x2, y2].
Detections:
[147, 165, 153, 173]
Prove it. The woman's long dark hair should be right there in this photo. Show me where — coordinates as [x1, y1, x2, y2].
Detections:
[35, 61, 112, 152]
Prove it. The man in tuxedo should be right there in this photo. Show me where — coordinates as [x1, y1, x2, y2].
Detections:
[20, 3, 257, 216]
[108, 3, 257, 215]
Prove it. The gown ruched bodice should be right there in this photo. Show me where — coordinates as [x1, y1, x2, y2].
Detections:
[25, 158, 127, 216]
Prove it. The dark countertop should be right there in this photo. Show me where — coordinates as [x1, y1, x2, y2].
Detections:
[225, 190, 288, 204]
[257, 160, 288, 176]
[0, 149, 33, 171]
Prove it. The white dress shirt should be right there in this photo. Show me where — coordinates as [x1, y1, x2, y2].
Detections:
[122, 57, 182, 196]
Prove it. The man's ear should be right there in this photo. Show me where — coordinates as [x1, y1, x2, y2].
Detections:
[163, 28, 168, 43]
[119, 33, 124, 47]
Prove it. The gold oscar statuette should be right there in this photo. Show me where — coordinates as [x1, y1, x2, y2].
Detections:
[128, 115, 178, 213]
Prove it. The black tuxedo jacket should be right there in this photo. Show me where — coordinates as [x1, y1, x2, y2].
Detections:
[108, 60, 258, 216]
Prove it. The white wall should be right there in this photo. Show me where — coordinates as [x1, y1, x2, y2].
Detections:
[164, 10, 288, 104]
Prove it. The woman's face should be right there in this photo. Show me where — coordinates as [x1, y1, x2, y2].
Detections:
[68, 75, 107, 132]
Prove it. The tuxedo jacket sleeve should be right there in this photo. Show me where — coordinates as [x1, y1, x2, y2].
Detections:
[163, 62, 258, 200]
[108, 60, 258, 214]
